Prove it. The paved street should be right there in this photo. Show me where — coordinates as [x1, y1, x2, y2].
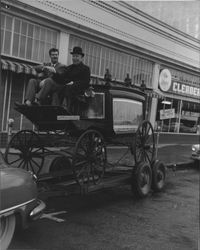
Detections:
[9, 167, 199, 250]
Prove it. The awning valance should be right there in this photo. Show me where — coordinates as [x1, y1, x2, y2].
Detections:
[145, 89, 164, 99]
[1, 59, 37, 75]
[146, 89, 199, 103]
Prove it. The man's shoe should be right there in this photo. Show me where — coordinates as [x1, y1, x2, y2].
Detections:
[14, 101, 23, 107]
[24, 100, 32, 106]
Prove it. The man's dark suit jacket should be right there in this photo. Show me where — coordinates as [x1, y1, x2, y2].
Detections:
[52, 62, 91, 94]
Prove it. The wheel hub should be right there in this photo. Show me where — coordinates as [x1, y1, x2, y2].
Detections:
[23, 150, 32, 160]
[157, 171, 163, 181]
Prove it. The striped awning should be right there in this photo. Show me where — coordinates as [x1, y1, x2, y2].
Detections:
[1, 59, 37, 75]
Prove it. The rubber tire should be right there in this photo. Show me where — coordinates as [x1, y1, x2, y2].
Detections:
[151, 160, 166, 192]
[0, 214, 16, 250]
[132, 161, 152, 198]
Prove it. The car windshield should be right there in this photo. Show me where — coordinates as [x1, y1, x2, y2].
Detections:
[0, 152, 7, 168]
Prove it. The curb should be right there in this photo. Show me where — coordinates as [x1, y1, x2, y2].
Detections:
[166, 160, 198, 171]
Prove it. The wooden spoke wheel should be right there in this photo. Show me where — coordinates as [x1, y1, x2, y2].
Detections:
[5, 130, 44, 176]
[151, 160, 166, 192]
[133, 120, 155, 165]
[132, 161, 152, 198]
[72, 129, 107, 187]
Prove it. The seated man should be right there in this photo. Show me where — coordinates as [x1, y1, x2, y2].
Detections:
[35, 46, 91, 107]
[24, 48, 63, 106]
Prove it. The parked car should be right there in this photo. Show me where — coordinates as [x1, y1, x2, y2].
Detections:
[191, 144, 200, 167]
[0, 151, 45, 250]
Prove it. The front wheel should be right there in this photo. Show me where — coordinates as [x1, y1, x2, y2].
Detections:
[5, 130, 44, 176]
[131, 161, 152, 198]
[133, 120, 155, 165]
[0, 215, 16, 250]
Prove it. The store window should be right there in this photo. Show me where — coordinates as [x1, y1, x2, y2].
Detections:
[155, 98, 200, 134]
[69, 36, 153, 88]
[180, 101, 200, 133]
[113, 98, 143, 133]
[156, 98, 181, 133]
[1, 13, 58, 62]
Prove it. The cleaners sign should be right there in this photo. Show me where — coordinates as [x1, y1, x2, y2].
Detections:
[159, 69, 200, 98]
[172, 82, 200, 97]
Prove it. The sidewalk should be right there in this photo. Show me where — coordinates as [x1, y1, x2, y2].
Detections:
[156, 144, 194, 169]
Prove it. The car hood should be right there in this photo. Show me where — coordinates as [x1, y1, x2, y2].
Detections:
[0, 168, 37, 212]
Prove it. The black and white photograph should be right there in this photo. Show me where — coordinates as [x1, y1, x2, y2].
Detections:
[0, 0, 199, 249]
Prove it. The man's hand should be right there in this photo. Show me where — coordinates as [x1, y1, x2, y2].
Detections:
[43, 66, 56, 74]
[39, 79, 46, 88]
[66, 81, 74, 85]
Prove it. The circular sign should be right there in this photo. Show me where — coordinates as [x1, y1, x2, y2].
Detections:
[158, 69, 172, 92]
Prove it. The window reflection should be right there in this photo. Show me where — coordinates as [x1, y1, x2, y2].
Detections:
[113, 98, 143, 133]
[81, 93, 105, 119]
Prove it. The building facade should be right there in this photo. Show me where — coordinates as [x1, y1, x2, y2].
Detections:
[1, 0, 200, 146]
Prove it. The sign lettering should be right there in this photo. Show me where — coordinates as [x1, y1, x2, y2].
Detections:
[160, 109, 175, 120]
[172, 82, 200, 97]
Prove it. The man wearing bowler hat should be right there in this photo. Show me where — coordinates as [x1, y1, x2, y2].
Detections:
[32, 46, 90, 106]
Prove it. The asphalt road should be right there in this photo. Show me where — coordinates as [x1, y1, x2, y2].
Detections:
[9, 168, 199, 250]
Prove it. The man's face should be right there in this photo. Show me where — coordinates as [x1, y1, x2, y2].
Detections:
[72, 54, 83, 65]
[50, 52, 59, 64]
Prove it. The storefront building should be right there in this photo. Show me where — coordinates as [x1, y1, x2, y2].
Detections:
[155, 68, 200, 134]
[1, 0, 200, 146]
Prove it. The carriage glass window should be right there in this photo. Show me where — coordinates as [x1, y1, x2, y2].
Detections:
[113, 98, 143, 133]
[81, 93, 105, 119]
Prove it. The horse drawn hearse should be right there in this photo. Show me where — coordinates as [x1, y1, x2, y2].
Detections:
[4, 82, 166, 198]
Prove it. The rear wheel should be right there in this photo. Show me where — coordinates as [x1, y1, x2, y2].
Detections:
[151, 160, 166, 192]
[133, 120, 155, 165]
[131, 161, 152, 198]
[0, 215, 16, 250]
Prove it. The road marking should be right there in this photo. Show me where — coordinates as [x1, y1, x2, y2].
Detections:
[40, 211, 67, 222]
